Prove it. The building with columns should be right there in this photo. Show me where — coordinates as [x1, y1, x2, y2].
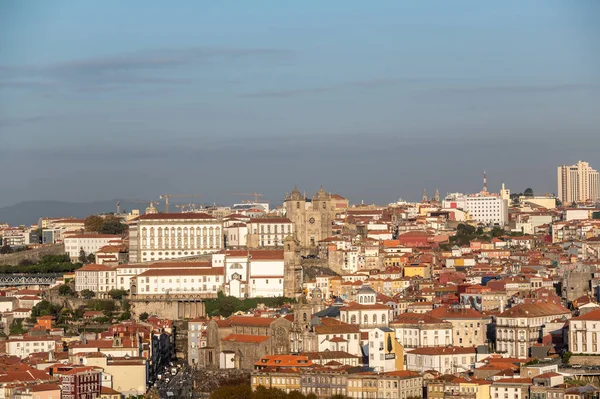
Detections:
[128, 213, 223, 263]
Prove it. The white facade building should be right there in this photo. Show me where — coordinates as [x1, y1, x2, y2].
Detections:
[218, 250, 285, 298]
[134, 267, 224, 297]
[339, 286, 391, 331]
[569, 308, 600, 355]
[558, 160, 600, 204]
[64, 234, 122, 260]
[6, 337, 58, 359]
[128, 213, 223, 263]
[246, 218, 293, 248]
[496, 303, 571, 358]
[444, 192, 509, 225]
[390, 313, 453, 350]
[74, 264, 117, 293]
[406, 346, 476, 374]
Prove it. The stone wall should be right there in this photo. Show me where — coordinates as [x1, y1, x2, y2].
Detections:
[569, 355, 600, 366]
[0, 244, 66, 266]
[129, 299, 205, 320]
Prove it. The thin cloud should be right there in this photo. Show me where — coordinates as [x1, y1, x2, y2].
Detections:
[241, 86, 336, 98]
[241, 77, 466, 98]
[433, 83, 598, 94]
[0, 46, 290, 92]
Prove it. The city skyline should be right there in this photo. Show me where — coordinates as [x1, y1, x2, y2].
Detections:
[1, 1, 600, 207]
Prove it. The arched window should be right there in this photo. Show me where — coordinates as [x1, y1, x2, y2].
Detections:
[382, 314, 386, 324]
[296, 202, 300, 209]
[303, 313, 307, 322]
[351, 315, 356, 324]
[363, 314, 368, 324]
[373, 314, 377, 324]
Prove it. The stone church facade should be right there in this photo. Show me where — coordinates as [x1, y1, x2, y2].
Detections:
[284, 186, 348, 249]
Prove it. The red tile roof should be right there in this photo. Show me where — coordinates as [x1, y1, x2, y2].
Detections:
[222, 334, 270, 343]
[409, 346, 476, 355]
[138, 213, 215, 220]
[76, 264, 114, 272]
[499, 303, 570, 318]
[137, 267, 224, 277]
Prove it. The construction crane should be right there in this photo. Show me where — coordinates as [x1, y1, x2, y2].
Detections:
[233, 192, 266, 203]
[160, 194, 203, 213]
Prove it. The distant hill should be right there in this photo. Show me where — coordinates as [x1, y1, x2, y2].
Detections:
[0, 200, 162, 226]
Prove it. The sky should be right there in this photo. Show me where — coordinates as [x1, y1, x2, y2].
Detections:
[1, 1, 599, 208]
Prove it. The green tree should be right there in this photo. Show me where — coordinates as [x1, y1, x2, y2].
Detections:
[100, 218, 127, 235]
[109, 289, 128, 300]
[209, 383, 252, 399]
[563, 351, 573, 364]
[524, 188, 534, 197]
[0, 244, 11, 254]
[119, 311, 132, 321]
[139, 312, 149, 322]
[31, 300, 61, 319]
[58, 284, 73, 296]
[592, 212, 600, 220]
[9, 319, 26, 335]
[80, 289, 96, 300]
[78, 248, 87, 264]
[86, 253, 95, 263]
[85, 215, 104, 232]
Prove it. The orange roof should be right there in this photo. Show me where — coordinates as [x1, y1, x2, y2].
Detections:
[229, 316, 279, 327]
[76, 264, 114, 272]
[221, 334, 270, 343]
[138, 213, 214, 220]
[255, 355, 312, 368]
[137, 267, 224, 277]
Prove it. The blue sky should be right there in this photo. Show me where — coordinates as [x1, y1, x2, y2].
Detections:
[1, 1, 599, 207]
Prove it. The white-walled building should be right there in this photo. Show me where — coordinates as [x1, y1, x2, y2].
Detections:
[64, 234, 123, 260]
[569, 308, 600, 355]
[75, 264, 117, 293]
[218, 250, 285, 298]
[339, 286, 391, 331]
[133, 267, 224, 297]
[558, 160, 600, 204]
[444, 192, 509, 225]
[314, 318, 362, 356]
[496, 303, 571, 358]
[115, 261, 211, 291]
[406, 346, 476, 374]
[390, 313, 453, 350]
[128, 213, 223, 263]
[246, 218, 293, 248]
[6, 336, 58, 359]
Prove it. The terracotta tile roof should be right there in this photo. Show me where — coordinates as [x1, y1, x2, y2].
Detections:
[137, 267, 224, 277]
[493, 378, 532, 384]
[430, 305, 484, 320]
[137, 212, 215, 220]
[222, 334, 270, 343]
[30, 383, 61, 392]
[340, 302, 391, 311]
[66, 234, 121, 239]
[571, 308, 600, 321]
[409, 346, 476, 355]
[390, 313, 448, 325]
[76, 264, 114, 272]
[229, 315, 279, 327]
[499, 303, 570, 318]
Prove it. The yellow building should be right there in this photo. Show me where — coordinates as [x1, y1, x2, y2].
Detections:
[251, 370, 301, 394]
[347, 374, 378, 399]
[403, 264, 430, 279]
[428, 376, 490, 399]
